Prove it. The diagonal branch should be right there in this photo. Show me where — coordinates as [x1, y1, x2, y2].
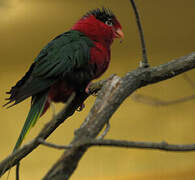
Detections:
[43, 52, 195, 180]
[0, 92, 76, 177]
[0, 81, 104, 177]
[38, 138, 72, 150]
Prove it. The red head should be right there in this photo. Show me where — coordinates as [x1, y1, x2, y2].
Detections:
[72, 8, 123, 48]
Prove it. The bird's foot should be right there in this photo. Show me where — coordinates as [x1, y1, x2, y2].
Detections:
[77, 103, 85, 111]
[85, 83, 98, 96]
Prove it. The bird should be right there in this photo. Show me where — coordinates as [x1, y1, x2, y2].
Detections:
[4, 7, 123, 152]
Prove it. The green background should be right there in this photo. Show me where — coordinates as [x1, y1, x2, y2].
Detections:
[0, 0, 195, 179]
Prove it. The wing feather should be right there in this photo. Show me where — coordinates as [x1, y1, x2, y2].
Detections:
[4, 30, 94, 107]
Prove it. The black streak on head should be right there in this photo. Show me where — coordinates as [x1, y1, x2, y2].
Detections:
[83, 7, 116, 24]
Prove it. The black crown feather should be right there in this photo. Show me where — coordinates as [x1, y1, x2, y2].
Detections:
[84, 7, 115, 23]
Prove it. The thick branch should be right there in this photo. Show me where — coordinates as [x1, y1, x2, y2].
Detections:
[43, 52, 195, 180]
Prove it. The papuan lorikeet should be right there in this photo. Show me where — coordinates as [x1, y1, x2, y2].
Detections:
[4, 8, 123, 152]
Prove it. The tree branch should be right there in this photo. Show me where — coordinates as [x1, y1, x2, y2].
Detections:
[38, 138, 195, 152]
[88, 139, 195, 152]
[183, 73, 195, 89]
[129, 0, 149, 67]
[131, 93, 195, 106]
[38, 138, 72, 150]
[42, 52, 195, 180]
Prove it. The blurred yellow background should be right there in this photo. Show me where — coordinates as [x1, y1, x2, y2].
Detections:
[0, 0, 195, 179]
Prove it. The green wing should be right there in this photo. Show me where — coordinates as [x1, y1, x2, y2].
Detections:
[5, 30, 94, 108]
[5, 30, 94, 151]
[33, 30, 94, 78]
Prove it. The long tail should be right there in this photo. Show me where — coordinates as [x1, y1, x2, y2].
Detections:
[13, 92, 48, 152]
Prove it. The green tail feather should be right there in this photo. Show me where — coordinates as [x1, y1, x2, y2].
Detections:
[13, 92, 48, 152]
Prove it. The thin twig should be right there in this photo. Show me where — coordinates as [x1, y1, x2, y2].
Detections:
[183, 73, 195, 89]
[88, 139, 195, 152]
[38, 138, 195, 152]
[132, 94, 195, 106]
[16, 163, 20, 180]
[129, 0, 149, 67]
[38, 139, 72, 149]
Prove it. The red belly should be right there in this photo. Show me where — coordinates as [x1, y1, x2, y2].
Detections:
[49, 80, 74, 103]
[41, 80, 74, 115]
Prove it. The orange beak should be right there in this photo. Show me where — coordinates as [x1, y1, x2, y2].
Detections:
[115, 28, 124, 39]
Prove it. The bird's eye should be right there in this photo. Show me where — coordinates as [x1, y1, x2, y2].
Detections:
[105, 19, 113, 26]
